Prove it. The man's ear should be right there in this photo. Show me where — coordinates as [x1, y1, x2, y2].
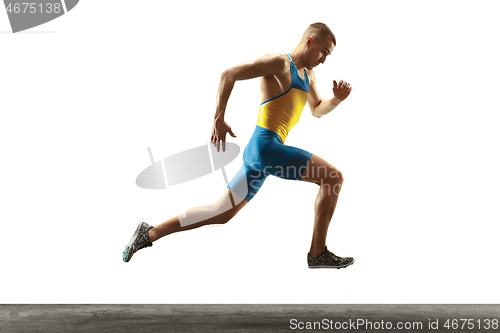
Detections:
[305, 36, 313, 48]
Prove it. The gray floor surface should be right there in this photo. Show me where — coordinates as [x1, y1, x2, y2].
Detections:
[0, 304, 499, 332]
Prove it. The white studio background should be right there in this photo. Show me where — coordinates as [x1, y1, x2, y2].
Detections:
[1, 0, 499, 303]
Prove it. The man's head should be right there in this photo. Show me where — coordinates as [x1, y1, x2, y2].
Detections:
[300, 22, 336, 70]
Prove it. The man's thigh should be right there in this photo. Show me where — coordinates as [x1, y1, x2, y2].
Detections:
[300, 154, 343, 186]
[227, 164, 269, 203]
[258, 144, 313, 181]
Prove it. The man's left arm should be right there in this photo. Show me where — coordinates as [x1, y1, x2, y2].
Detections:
[306, 69, 352, 118]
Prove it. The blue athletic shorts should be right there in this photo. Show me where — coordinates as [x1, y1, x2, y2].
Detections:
[227, 125, 313, 202]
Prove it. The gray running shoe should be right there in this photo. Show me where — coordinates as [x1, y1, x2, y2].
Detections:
[308, 246, 354, 269]
[123, 221, 153, 262]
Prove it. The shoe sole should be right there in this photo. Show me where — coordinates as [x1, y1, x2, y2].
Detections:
[308, 259, 355, 269]
[123, 221, 144, 262]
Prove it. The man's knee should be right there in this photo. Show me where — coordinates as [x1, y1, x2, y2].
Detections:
[178, 201, 234, 227]
[315, 166, 342, 196]
[214, 205, 241, 224]
[322, 165, 344, 186]
[218, 212, 235, 224]
[337, 169, 345, 184]
[202, 189, 245, 225]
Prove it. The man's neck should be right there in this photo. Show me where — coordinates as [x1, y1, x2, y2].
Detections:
[288, 48, 306, 70]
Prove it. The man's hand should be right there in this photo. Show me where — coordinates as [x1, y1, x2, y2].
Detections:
[308, 78, 353, 118]
[333, 80, 352, 101]
[211, 118, 236, 152]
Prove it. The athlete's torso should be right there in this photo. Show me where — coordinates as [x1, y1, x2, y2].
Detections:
[256, 53, 310, 144]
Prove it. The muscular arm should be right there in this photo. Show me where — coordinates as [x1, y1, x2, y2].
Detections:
[306, 69, 352, 118]
[211, 53, 287, 151]
[214, 53, 287, 120]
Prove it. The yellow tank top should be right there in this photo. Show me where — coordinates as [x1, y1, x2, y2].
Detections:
[256, 53, 309, 144]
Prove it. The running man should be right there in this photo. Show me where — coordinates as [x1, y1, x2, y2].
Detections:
[123, 22, 354, 269]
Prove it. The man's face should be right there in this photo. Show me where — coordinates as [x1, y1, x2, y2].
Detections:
[305, 37, 334, 70]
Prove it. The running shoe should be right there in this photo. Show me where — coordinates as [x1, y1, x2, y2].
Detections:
[123, 221, 153, 262]
[307, 246, 354, 269]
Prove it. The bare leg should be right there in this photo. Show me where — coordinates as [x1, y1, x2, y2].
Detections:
[300, 154, 344, 257]
[148, 188, 248, 242]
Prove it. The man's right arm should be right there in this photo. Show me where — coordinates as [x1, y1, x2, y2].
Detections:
[211, 54, 287, 151]
[214, 53, 287, 120]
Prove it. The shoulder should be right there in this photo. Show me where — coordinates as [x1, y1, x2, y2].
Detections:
[224, 53, 290, 80]
[257, 53, 289, 70]
[260, 53, 289, 63]
[230, 53, 290, 79]
[240, 53, 289, 78]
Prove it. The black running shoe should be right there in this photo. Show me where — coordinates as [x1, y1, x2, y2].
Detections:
[307, 247, 354, 269]
[123, 221, 153, 262]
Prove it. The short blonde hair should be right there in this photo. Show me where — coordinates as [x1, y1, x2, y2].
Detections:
[303, 22, 336, 46]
